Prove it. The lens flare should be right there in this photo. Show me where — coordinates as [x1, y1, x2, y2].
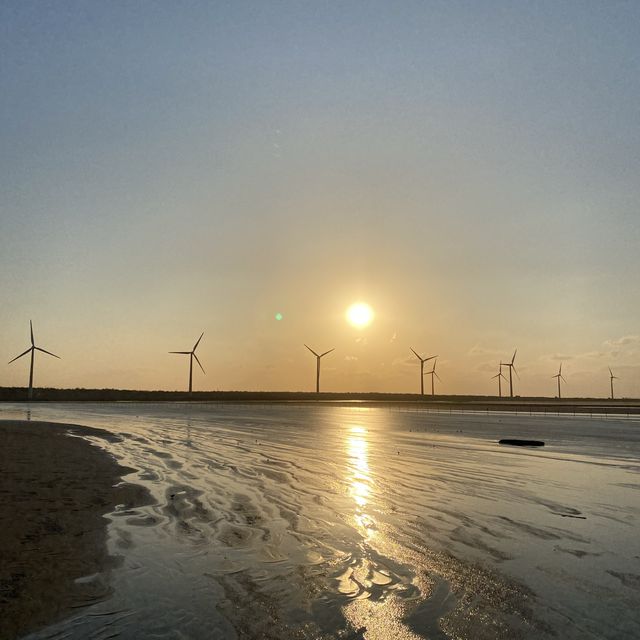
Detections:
[346, 303, 374, 329]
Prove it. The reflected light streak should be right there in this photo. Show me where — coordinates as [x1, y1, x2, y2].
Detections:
[346, 425, 375, 538]
[343, 424, 426, 639]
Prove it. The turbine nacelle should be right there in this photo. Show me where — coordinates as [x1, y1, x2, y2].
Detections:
[304, 344, 334, 393]
[410, 347, 437, 364]
[552, 362, 566, 382]
[8, 322, 61, 364]
[170, 332, 206, 392]
[423, 358, 441, 380]
[305, 344, 335, 359]
[8, 321, 61, 399]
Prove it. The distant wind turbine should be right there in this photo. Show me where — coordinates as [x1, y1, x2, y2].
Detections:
[170, 332, 205, 394]
[502, 350, 518, 398]
[410, 348, 437, 396]
[552, 363, 567, 399]
[423, 358, 441, 396]
[492, 363, 507, 398]
[609, 367, 618, 400]
[8, 321, 60, 400]
[304, 345, 334, 393]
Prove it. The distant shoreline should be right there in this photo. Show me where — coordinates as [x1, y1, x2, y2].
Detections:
[1, 387, 639, 414]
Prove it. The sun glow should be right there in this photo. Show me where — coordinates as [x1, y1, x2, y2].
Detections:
[346, 302, 374, 329]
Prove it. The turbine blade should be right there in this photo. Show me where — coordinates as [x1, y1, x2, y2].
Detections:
[511, 349, 517, 365]
[513, 365, 520, 379]
[561, 376, 567, 383]
[30, 320, 34, 346]
[169, 351, 191, 354]
[609, 367, 613, 376]
[410, 347, 422, 360]
[304, 344, 319, 357]
[435, 372, 442, 382]
[193, 352, 206, 374]
[320, 348, 335, 357]
[424, 355, 438, 362]
[559, 363, 562, 375]
[492, 373, 499, 379]
[8, 347, 32, 364]
[193, 332, 204, 351]
[35, 347, 60, 359]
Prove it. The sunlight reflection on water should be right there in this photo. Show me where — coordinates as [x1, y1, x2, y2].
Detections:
[2, 403, 638, 639]
[346, 425, 377, 539]
[343, 424, 428, 639]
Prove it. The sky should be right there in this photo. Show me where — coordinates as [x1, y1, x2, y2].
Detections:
[1, 1, 639, 397]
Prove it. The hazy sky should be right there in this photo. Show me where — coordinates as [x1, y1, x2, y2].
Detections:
[1, 1, 639, 396]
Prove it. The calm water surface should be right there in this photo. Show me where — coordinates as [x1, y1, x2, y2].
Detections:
[2, 403, 639, 639]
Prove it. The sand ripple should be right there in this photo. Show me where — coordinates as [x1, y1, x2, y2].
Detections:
[4, 402, 638, 640]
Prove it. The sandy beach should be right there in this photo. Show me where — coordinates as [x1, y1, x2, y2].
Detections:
[1, 403, 639, 639]
[0, 420, 149, 640]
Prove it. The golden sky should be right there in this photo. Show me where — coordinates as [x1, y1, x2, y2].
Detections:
[1, 3, 639, 397]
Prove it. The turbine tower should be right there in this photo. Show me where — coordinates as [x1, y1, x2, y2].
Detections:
[170, 332, 205, 394]
[423, 358, 441, 397]
[609, 367, 618, 400]
[304, 344, 335, 393]
[492, 363, 507, 398]
[410, 348, 437, 396]
[8, 321, 61, 400]
[502, 350, 518, 398]
[304, 345, 334, 393]
[552, 363, 567, 399]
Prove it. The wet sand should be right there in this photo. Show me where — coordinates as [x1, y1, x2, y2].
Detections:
[0, 420, 150, 640]
[1, 404, 639, 639]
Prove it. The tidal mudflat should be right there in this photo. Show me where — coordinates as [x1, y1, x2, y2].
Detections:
[2, 402, 639, 639]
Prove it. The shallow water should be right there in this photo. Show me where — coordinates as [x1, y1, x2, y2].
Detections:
[2, 402, 639, 639]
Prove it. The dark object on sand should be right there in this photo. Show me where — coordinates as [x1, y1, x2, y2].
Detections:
[499, 438, 544, 447]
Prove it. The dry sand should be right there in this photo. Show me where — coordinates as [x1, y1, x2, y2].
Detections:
[0, 420, 149, 640]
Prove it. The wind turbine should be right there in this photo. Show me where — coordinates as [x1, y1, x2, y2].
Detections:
[170, 332, 205, 394]
[423, 358, 441, 397]
[492, 363, 507, 398]
[410, 348, 437, 396]
[8, 321, 61, 400]
[609, 367, 618, 400]
[552, 363, 567, 399]
[304, 345, 334, 393]
[502, 349, 518, 398]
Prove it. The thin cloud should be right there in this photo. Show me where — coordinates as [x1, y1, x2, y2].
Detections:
[539, 353, 574, 362]
[476, 361, 499, 373]
[468, 344, 503, 357]
[392, 355, 419, 370]
[578, 351, 606, 359]
[604, 335, 640, 348]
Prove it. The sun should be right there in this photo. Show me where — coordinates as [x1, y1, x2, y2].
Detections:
[346, 302, 374, 329]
